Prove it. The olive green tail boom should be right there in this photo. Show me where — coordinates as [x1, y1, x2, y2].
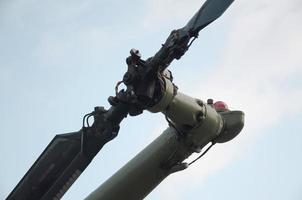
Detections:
[85, 127, 182, 200]
[86, 96, 244, 200]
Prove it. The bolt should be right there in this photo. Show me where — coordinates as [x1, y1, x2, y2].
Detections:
[94, 106, 106, 113]
[196, 99, 204, 107]
[196, 112, 205, 122]
[207, 99, 214, 105]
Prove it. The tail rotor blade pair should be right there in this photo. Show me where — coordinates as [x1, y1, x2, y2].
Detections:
[6, 0, 234, 199]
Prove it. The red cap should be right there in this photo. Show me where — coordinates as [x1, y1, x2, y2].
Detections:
[214, 101, 229, 111]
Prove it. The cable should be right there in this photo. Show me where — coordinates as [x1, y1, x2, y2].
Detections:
[164, 114, 184, 138]
[187, 36, 197, 48]
[115, 81, 124, 96]
[82, 111, 95, 128]
[86, 114, 95, 127]
[188, 142, 215, 166]
[82, 113, 90, 128]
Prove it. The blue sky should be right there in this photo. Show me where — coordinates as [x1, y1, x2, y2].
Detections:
[1, 0, 302, 199]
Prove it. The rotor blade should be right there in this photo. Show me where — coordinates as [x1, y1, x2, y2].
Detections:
[7, 104, 129, 200]
[184, 0, 234, 35]
[148, 0, 234, 73]
[7, 131, 95, 200]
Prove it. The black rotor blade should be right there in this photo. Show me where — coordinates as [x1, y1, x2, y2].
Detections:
[7, 131, 101, 200]
[148, 0, 234, 73]
[184, 0, 234, 35]
[7, 104, 129, 200]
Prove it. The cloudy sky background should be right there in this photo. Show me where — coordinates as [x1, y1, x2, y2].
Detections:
[1, 0, 302, 199]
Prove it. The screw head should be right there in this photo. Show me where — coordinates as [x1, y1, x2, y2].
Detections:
[196, 99, 204, 106]
[196, 112, 205, 122]
[207, 99, 214, 105]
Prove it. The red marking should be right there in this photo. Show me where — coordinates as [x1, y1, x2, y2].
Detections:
[214, 101, 228, 111]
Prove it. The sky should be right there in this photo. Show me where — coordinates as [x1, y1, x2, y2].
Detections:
[1, 0, 302, 199]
